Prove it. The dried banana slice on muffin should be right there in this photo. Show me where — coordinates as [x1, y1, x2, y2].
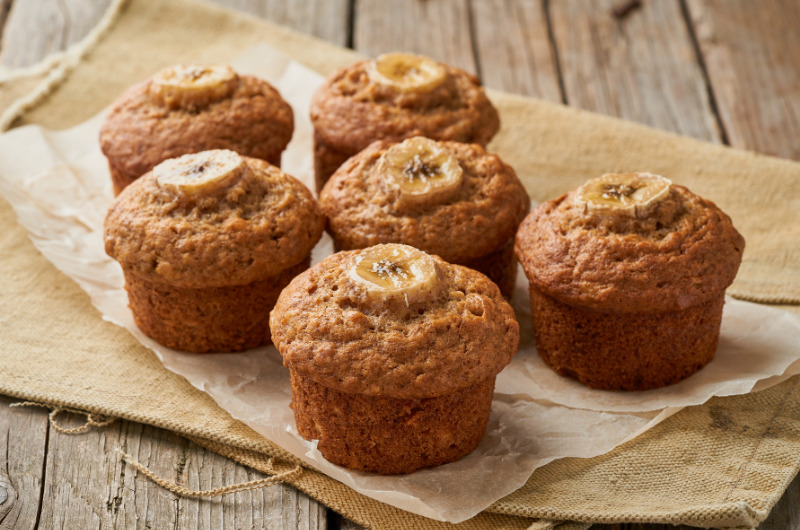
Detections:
[348, 244, 443, 303]
[377, 136, 464, 210]
[575, 172, 671, 217]
[271, 244, 520, 474]
[155, 149, 245, 194]
[368, 52, 447, 92]
[149, 65, 239, 109]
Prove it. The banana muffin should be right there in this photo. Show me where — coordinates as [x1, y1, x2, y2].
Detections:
[104, 149, 324, 353]
[320, 137, 530, 297]
[100, 65, 294, 195]
[310, 52, 500, 192]
[515, 172, 745, 391]
[270, 243, 519, 474]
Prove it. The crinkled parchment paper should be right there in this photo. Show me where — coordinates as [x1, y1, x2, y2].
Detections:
[1, 44, 800, 523]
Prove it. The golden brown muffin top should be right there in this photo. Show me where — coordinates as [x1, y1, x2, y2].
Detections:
[104, 152, 324, 289]
[515, 176, 745, 313]
[270, 245, 520, 399]
[99, 66, 293, 183]
[309, 55, 500, 154]
[320, 139, 530, 262]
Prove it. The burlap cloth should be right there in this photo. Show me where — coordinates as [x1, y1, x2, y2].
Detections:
[2, 0, 800, 528]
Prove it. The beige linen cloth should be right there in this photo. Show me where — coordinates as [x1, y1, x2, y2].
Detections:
[1, 0, 800, 528]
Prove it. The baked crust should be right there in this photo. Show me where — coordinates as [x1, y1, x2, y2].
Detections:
[515, 185, 745, 313]
[270, 250, 519, 399]
[310, 59, 499, 156]
[104, 156, 324, 288]
[99, 74, 293, 190]
[290, 371, 493, 474]
[124, 258, 309, 353]
[529, 286, 723, 390]
[320, 140, 530, 263]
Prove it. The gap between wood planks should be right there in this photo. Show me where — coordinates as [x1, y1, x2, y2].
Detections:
[543, 0, 568, 104]
[678, 0, 729, 145]
[32, 421, 48, 530]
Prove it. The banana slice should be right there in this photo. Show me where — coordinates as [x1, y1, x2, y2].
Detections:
[348, 244, 441, 304]
[149, 65, 239, 109]
[377, 137, 463, 210]
[575, 172, 672, 217]
[368, 53, 447, 92]
[155, 150, 246, 194]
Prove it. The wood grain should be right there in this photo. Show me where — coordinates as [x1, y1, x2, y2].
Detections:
[0, 397, 48, 530]
[353, 0, 477, 74]
[470, 0, 563, 102]
[548, 0, 721, 142]
[0, 0, 112, 68]
[27, 409, 327, 529]
[209, 0, 351, 47]
[686, 0, 800, 161]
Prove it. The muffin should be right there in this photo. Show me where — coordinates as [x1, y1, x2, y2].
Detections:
[100, 65, 294, 195]
[104, 149, 324, 353]
[320, 137, 530, 297]
[310, 52, 500, 192]
[270, 243, 519, 474]
[515, 172, 745, 391]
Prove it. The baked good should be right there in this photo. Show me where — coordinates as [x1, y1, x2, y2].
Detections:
[104, 149, 324, 353]
[515, 172, 745, 391]
[270, 243, 519, 474]
[100, 65, 294, 195]
[320, 137, 530, 297]
[309, 52, 500, 192]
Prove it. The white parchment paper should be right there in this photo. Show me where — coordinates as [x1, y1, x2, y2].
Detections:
[1, 44, 800, 523]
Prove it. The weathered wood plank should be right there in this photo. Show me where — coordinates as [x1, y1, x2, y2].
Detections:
[208, 0, 351, 47]
[174, 436, 327, 529]
[470, 0, 563, 102]
[30, 409, 326, 529]
[0, 397, 48, 530]
[0, 0, 112, 68]
[686, 0, 800, 161]
[353, 0, 477, 75]
[548, 0, 721, 142]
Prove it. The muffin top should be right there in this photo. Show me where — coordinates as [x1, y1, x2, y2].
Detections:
[515, 173, 745, 313]
[99, 65, 294, 184]
[310, 53, 500, 154]
[320, 138, 530, 262]
[271, 244, 520, 399]
[104, 150, 324, 289]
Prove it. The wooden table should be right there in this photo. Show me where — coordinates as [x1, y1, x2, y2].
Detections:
[1, 1, 799, 528]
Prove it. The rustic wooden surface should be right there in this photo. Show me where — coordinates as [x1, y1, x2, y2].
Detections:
[1, 0, 799, 528]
